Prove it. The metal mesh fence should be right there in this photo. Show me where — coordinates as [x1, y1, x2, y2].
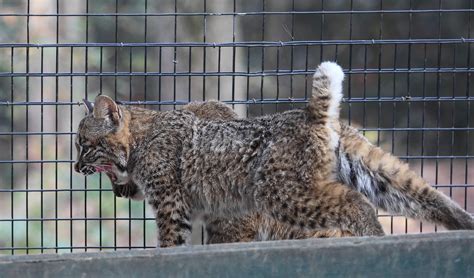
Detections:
[0, 0, 473, 254]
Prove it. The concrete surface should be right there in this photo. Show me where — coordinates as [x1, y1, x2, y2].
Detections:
[0, 231, 473, 277]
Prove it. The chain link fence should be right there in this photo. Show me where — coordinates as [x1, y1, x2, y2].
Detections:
[0, 0, 472, 254]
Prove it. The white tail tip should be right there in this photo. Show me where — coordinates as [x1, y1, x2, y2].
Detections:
[315, 61, 345, 86]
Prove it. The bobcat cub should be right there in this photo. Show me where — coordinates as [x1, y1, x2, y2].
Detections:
[75, 62, 388, 247]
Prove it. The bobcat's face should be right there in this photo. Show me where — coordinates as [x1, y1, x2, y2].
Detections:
[74, 96, 130, 182]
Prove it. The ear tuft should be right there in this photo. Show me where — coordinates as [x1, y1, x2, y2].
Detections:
[93, 95, 122, 124]
[82, 98, 94, 114]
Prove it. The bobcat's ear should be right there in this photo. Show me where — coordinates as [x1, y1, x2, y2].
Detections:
[82, 98, 94, 114]
[93, 95, 122, 125]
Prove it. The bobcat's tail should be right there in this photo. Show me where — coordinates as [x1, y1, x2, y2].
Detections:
[338, 123, 474, 230]
[308, 62, 344, 123]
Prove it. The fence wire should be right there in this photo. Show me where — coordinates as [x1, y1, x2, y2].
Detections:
[0, 0, 473, 254]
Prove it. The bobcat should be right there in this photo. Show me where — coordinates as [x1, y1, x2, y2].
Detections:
[75, 62, 474, 247]
[75, 62, 390, 247]
[186, 100, 474, 243]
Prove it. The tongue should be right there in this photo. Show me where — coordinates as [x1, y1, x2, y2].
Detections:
[95, 165, 112, 173]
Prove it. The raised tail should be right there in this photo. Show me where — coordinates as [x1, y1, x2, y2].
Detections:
[307, 62, 344, 123]
[337, 123, 474, 230]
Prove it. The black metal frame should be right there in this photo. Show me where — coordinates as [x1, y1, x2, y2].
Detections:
[0, 0, 472, 254]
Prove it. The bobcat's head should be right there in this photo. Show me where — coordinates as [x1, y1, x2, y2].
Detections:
[74, 95, 131, 183]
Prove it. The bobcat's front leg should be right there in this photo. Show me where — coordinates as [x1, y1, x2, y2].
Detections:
[138, 153, 192, 247]
[148, 185, 192, 247]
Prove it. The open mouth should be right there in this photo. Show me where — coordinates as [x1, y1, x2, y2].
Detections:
[94, 164, 113, 173]
[94, 164, 120, 182]
[92, 164, 116, 180]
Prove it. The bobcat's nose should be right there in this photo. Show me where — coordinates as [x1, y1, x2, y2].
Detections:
[74, 162, 95, 175]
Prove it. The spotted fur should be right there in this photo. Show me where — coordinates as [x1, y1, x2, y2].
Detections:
[200, 110, 474, 243]
[75, 62, 385, 247]
[203, 119, 474, 244]
[185, 81, 474, 243]
[337, 123, 474, 230]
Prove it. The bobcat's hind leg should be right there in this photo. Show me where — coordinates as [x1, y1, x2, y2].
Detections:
[257, 181, 385, 237]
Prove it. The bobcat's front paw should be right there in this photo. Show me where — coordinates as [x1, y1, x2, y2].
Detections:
[159, 241, 176, 248]
[110, 180, 145, 201]
[159, 236, 187, 248]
